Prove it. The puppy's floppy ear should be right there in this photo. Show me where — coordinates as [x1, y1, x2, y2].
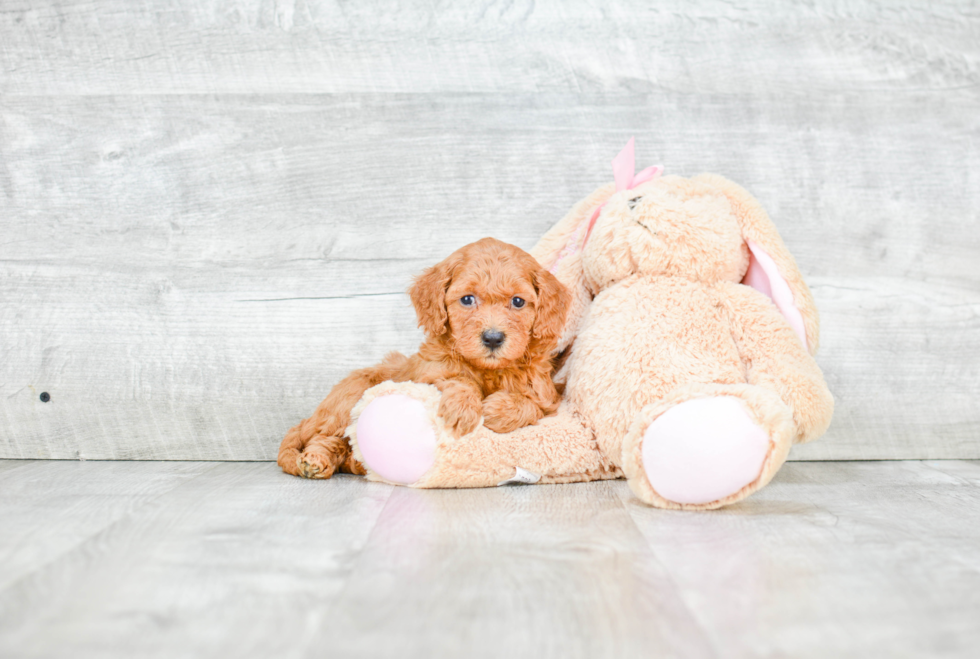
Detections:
[409, 254, 460, 338]
[530, 265, 571, 352]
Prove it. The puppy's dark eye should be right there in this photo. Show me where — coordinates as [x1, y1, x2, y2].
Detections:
[460, 295, 476, 307]
[628, 196, 643, 211]
[511, 297, 525, 309]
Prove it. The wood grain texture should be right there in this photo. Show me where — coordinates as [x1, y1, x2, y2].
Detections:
[624, 459, 980, 658]
[0, 460, 214, 590]
[0, 461, 394, 658]
[2, 1, 979, 95]
[313, 481, 714, 658]
[1, 1, 979, 460]
[1, 460, 978, 658]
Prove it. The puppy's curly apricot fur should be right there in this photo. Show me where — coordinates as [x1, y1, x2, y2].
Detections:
[278, 237, 571, 479]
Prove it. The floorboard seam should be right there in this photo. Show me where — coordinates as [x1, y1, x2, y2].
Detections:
[0, 462, 223, 599]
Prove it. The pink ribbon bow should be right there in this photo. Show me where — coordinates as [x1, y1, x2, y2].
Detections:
[583, 137, 664, 245]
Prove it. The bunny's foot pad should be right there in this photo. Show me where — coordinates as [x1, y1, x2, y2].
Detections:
[641, 397, 770, 505]
[355, 393, 438, 485]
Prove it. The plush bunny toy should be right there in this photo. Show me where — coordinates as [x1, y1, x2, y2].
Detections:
[346, 139, 834, 510]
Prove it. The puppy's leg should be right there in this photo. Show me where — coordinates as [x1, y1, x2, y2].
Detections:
[433, 378, 484, 438]
[480, 367, 561, 434]
[278, 416, 315, 477]
[278, 352, 407, 479]
[298, 434, 355, 480]
[481, 391, 545, 434]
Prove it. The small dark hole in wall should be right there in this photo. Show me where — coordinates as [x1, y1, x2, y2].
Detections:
[40, 392, 50, 403]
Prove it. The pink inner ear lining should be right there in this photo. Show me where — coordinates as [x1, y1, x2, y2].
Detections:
[742, 240, 808, 351]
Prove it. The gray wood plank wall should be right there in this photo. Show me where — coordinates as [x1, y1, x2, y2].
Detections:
[2, 1, 978, 460]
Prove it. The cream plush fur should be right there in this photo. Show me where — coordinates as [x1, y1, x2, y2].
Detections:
[348, 167, 834, 510]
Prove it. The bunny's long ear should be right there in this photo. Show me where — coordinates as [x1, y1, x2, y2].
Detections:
[694, 174, 820, 355]
[530, 183, 616, 352]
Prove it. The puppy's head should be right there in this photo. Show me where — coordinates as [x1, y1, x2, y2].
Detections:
[409, 237, 570, 369]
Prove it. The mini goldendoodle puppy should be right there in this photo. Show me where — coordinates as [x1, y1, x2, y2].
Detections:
[278, 237, 571, 479]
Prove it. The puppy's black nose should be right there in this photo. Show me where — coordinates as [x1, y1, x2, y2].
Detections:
[481, 329, 505, 351]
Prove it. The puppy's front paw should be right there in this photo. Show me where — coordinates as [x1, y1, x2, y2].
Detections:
[482, 391, 534, 434]
[437, 385, 483, 438]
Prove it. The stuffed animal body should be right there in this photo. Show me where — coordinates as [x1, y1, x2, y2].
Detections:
[346, 141, 834, 510]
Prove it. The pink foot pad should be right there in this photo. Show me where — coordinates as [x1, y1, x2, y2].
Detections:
[641, 397, 770, 505]
[356, 394, 437, 485]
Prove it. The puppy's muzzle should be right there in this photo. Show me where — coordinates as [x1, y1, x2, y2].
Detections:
[481, 329, 506, 351]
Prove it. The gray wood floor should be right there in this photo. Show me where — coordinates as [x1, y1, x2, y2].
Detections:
[1, 459, 978, 658]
